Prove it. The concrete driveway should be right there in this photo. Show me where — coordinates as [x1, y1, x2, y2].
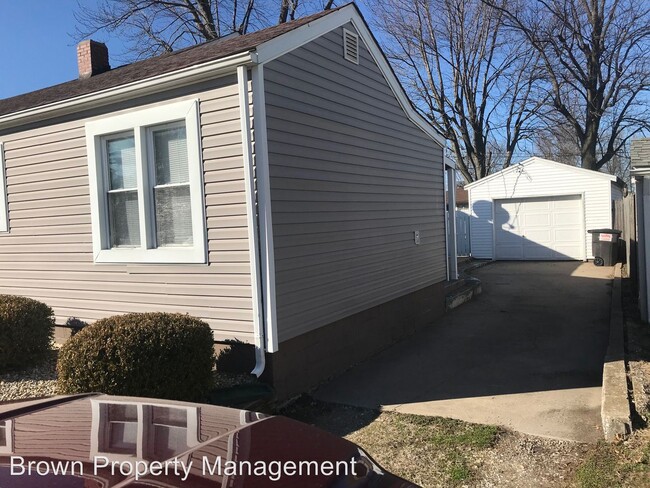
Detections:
[315, 262, 614, 442]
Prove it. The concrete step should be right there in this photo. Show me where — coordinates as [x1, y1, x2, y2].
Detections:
[445, 277, 482, 311]
[459, 259, 493, 276]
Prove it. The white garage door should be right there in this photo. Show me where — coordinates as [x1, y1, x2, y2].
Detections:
[494, 195, 584, 260]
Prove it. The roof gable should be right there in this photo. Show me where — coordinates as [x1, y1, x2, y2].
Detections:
[0, 3, 444, 148]
[465, 156, 617, 190]
[0, 8, 341, 118]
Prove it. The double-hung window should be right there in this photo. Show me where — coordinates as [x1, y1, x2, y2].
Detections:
[86, 100, 206, 263]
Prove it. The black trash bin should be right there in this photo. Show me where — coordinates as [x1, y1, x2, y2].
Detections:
[587, 229, 622, 266]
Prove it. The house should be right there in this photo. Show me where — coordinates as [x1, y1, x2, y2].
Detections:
[465, 157, 624, 261]
[0, 3, 456, 398]
[631, 139, 650, 321]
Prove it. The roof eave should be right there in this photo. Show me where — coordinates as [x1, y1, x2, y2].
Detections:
[465, 156, 617, 189]
[255, 3, 446, 148]
[0, 50, 255, 132]
[631, 167, 650, 176]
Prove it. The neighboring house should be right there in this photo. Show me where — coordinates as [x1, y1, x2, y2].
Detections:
[631, 139, 650, 321]
[465, 157, 624, 261]
[455, 187, 469, 209]
[0, 4, 456, 398]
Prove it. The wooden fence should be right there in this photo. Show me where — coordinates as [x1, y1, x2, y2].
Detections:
[613, 194, 637, 288]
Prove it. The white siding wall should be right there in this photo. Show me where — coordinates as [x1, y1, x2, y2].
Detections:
[467, 160, 615, 260]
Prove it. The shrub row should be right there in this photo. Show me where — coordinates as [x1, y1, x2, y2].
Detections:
[0, 293, 216, 402]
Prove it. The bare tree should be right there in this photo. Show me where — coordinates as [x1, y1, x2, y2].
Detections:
[279, 0, 298, 23]
[485, 0, 650, 172]
[534, 123, 581, 166]
[370, 0, 542, 183]
[75, 0, 337, 60]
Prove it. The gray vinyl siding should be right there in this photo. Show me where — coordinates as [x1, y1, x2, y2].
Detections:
[0, 75, 255, 343]
[264, 24, 446, 342]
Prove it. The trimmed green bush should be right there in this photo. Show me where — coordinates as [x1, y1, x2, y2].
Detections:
[57, 312, 215, 401]
[0, 295, 54, 372]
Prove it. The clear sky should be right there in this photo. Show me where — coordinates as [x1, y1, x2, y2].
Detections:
[0, 0, 126, 99]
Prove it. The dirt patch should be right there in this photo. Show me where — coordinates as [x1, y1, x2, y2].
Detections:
[0, 349, 59, 402]
[472, 434, 589, 488]
[281, 396, 592, 487]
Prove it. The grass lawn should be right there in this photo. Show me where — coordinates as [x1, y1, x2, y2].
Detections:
[281, 396, 650, 487]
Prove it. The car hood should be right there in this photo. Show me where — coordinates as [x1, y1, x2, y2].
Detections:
[0, 394, 415, 487]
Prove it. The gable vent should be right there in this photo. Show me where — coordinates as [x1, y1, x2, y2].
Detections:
[343, 28, 359, 64]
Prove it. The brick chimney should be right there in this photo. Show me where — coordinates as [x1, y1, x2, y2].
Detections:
[77, 40, 110, 79]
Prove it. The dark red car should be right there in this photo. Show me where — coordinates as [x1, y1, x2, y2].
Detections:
[0, 394, 418, 487]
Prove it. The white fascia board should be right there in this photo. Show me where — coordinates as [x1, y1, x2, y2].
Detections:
[631, 167, 650, 176]
[527, 157, 617, 181]
[254, 5, 446, 149]
[465, 156, 616, 190]
[0, 51, 254, 132]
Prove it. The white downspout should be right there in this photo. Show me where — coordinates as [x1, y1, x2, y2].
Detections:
[250, 64, 279, 354]
[237, 65, 265, 376]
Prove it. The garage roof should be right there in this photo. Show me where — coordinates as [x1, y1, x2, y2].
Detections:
[465, 157, 622, 190]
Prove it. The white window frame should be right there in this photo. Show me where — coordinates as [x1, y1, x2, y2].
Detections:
[0, 143, 8, 233]
[90, 400, 199, 463]
[0, 419, 13, 453]
[85, 99, 206, 264]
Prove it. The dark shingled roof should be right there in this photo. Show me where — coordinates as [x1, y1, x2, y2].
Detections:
[0, 6, 346, 118]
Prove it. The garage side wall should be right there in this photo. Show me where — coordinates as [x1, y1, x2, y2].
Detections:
[468, 162, 614, 260]
[263, 24, 446, 344]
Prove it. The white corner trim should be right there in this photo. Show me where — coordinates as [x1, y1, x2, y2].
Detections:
[251, 64, 279, 353]
[85, 98, 207, 264]
[446, 165, 459, 279]
[254, 5, 446, 149]
[238, 66, 266, 375]
[0, 51, 253, 131]
[0, 143, 8, 233]
[443, 153, 450, 281]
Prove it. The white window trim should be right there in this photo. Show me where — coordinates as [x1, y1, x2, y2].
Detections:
[0, 143, 8, 233]
[0, 419, 13, 453]
[85, 99, 206, 264]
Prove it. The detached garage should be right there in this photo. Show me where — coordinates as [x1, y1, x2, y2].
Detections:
[465, 157, 624, 261]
